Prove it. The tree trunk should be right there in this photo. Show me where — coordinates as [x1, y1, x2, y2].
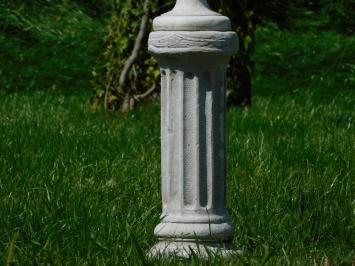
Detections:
[227, 57, 252, 107]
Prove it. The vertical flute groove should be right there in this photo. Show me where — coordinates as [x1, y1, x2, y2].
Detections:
[161, 69, 169, 212]
[178, 70, 185, 214]
[183, 72, 196, 208]
[198, 72, 209, 208]
[222, 70, 227, 207]
[194, 75, 200, 209]
[168, 70, 181, 213]
[206, 74, 213, 209]
[213, 69, 225, 211]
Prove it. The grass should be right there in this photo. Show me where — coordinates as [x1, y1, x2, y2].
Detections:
[252, 22, 354, 101]
[0, 1, 104, 93]
[0, 2, 354, 265]
[0, 88, 353, 265]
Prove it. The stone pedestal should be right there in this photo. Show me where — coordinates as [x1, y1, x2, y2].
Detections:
[148, 0, 239, 258]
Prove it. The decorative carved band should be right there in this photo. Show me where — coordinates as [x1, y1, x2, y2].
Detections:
[149, 31, 238, 55]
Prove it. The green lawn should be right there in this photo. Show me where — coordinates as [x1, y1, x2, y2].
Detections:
[0, 1, 103, 93]
[0, 3, 354, 265]
[0, 89, 353, 264]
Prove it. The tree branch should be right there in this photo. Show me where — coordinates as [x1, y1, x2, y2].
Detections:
[134, 83, 157, 100]
[119, 0, 150, 91]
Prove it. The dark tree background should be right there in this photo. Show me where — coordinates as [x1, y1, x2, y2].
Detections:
[90, 0, 354, 111]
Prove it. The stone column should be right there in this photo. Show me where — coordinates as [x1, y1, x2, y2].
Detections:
[148, 0, 239, 257]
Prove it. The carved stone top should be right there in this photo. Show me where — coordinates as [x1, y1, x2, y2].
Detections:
[153, 0, 231, 31]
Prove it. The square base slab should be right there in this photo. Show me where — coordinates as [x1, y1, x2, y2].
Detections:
[149, 241, 242, 258]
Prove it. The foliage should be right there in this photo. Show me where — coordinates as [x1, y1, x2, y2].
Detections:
[0, 1, 104, 93]
[0, 0, 352, 99]
[91, 0, 174, 111]
[319, 0, 354, 34]
[91, 0, 354, 111]
[293, 0, 354, 34]
[69, 0, 110, 17]
[91, 0, 299, 110]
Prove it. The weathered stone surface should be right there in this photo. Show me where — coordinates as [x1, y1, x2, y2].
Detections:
[148, 0, 239, 258]
[150, 241, 241, 258]
[149, 31, 238, 55]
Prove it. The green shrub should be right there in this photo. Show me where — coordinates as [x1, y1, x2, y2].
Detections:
[90, 0, 173, 111]
[320, 0, 354, 34]
[91, 0, 299, 111]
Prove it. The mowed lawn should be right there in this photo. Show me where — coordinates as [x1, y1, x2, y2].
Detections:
[0, 3, 354, 264]
[0, 86, 353, 264]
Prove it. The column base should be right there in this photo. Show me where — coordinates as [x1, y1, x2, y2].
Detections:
[149, 240, 241, 258]
[154, 221, 234, 240]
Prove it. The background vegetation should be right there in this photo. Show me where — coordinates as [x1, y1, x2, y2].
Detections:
[91, 0, 354, 110]
[0, 0, 354, 264]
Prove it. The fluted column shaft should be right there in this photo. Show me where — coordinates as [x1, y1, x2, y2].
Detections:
[159, 61, 229, 225]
